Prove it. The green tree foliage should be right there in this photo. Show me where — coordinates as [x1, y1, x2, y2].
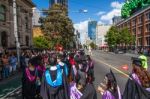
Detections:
[119, 28, 135, 45]
[105, 26, 120, 47]
[41, 4, 74, 49]
[33, 36, 50, 49]
[105, 26, 135, 48]
[89, 42, 97, 49]
[121, 0, 150, 18]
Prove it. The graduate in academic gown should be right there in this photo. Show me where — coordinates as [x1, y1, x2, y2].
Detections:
[40, 55, 70, 99]
[22, 57, 39, 99]
[57, 53, 70, 99]
[76, 70, 97, 99]
[123, 57, 150, 99]
[97, 70, 122, 99]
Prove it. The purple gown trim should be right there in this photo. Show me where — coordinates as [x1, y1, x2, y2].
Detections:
[102, 86, 122, 99]
[25, 68, 36, 82]
[37, 65, 46, 72]
[70, 82, 83, 99]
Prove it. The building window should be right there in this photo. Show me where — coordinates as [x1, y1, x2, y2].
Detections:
[132, 19, 136, 26]
[138, 27, 142, 34]
[25, 17, 28, 30]
[146, 24, 150, 32]
[0, 5, 6, 21]
[132, 28, 136, 35]
[1, 32, 8, 48]
[146, 37, 150, 46]
[25, 36, 29, 46]
[146, 12, 150, 21]
[138, 16, 142, 24]
[138, 38, 142, 46]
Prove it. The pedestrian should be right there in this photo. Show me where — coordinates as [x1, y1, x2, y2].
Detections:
[88, 46, 92, 56]
[22, 57, 40, 99]
[35, 55, 46, 98]
[40, 54, 70, 99]
[20, 52, 26, 71]
[9, 53, 17, 73]
[77, 70, 97, 99]
[86, 55, 95, 83]
[97, 70, 122, 99]
[123, 57, 150, 99]
[2, 54, 10, 78]
[138, 51, 148, 70]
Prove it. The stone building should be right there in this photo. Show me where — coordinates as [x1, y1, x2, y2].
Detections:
[0, 0, 35, 49]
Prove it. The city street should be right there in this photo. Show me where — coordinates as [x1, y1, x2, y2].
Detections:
[1, 50, 149, 99]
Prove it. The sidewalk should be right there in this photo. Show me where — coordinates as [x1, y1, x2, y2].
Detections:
[0, 72, 22, 98]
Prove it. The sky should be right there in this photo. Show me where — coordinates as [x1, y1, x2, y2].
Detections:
[32, 0, 125, 43]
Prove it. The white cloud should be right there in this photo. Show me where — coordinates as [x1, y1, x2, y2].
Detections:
[96, 11, 105, 16]
[99, 1, 123, 24]
[97, 21, 104, 25]
[111, 1, 124, 9]
[74, 20, 88, 44]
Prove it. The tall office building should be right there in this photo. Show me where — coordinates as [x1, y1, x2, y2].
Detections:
[49, 0, 68, 8]
[88, 21, 97, 42]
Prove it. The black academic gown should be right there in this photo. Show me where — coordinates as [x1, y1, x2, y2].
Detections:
[22, 69, 37, 99]
[40, 69, 70, 99]
[80, 83, 97, 99]
[123, 78, 150, 99]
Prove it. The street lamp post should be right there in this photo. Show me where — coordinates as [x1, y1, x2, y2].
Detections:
[13, 0, 20, 67]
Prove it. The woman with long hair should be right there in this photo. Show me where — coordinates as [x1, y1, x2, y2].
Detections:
[131, 57, 150, 90]
[123, 57, 150, 99]
[97, 70, 121, 99]
[22, 57, 40, 99]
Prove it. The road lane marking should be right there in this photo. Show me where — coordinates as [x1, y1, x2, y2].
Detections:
[2, 85, 21, 98]
[93, 58, 132, 80]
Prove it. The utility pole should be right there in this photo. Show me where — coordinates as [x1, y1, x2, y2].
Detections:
[13, 0, 20, 67]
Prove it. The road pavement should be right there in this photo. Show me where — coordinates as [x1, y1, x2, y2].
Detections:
[2, 50, 150, 99]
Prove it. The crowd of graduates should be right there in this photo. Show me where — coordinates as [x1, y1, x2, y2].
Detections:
[22, 50, 97, 99]
[21, 49, 150, 99]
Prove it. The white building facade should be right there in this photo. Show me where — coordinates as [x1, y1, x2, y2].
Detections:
[96, 25, 111, 47]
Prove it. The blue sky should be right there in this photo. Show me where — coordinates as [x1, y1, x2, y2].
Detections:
[32, 0, 124, 24]
[32, 0, 125, 44]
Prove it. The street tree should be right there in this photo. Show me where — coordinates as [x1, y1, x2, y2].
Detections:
[119, 27, 135, 46]
[89, 42, 97, 49]
[41, 4, 75, 49]
[105, 26, 120, 48]
[33, 36, 50, 49]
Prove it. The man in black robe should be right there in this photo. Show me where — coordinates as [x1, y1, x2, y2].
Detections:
[40, 55, 70, 99]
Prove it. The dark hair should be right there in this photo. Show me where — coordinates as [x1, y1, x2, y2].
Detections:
[105, 73, 117, 92]
[48, 55, 57, 66]
[57, 53, 63, 60]
[86, 55, 91, 61]
[28, 57, 36, 66]
[36, 55, 43, 66]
